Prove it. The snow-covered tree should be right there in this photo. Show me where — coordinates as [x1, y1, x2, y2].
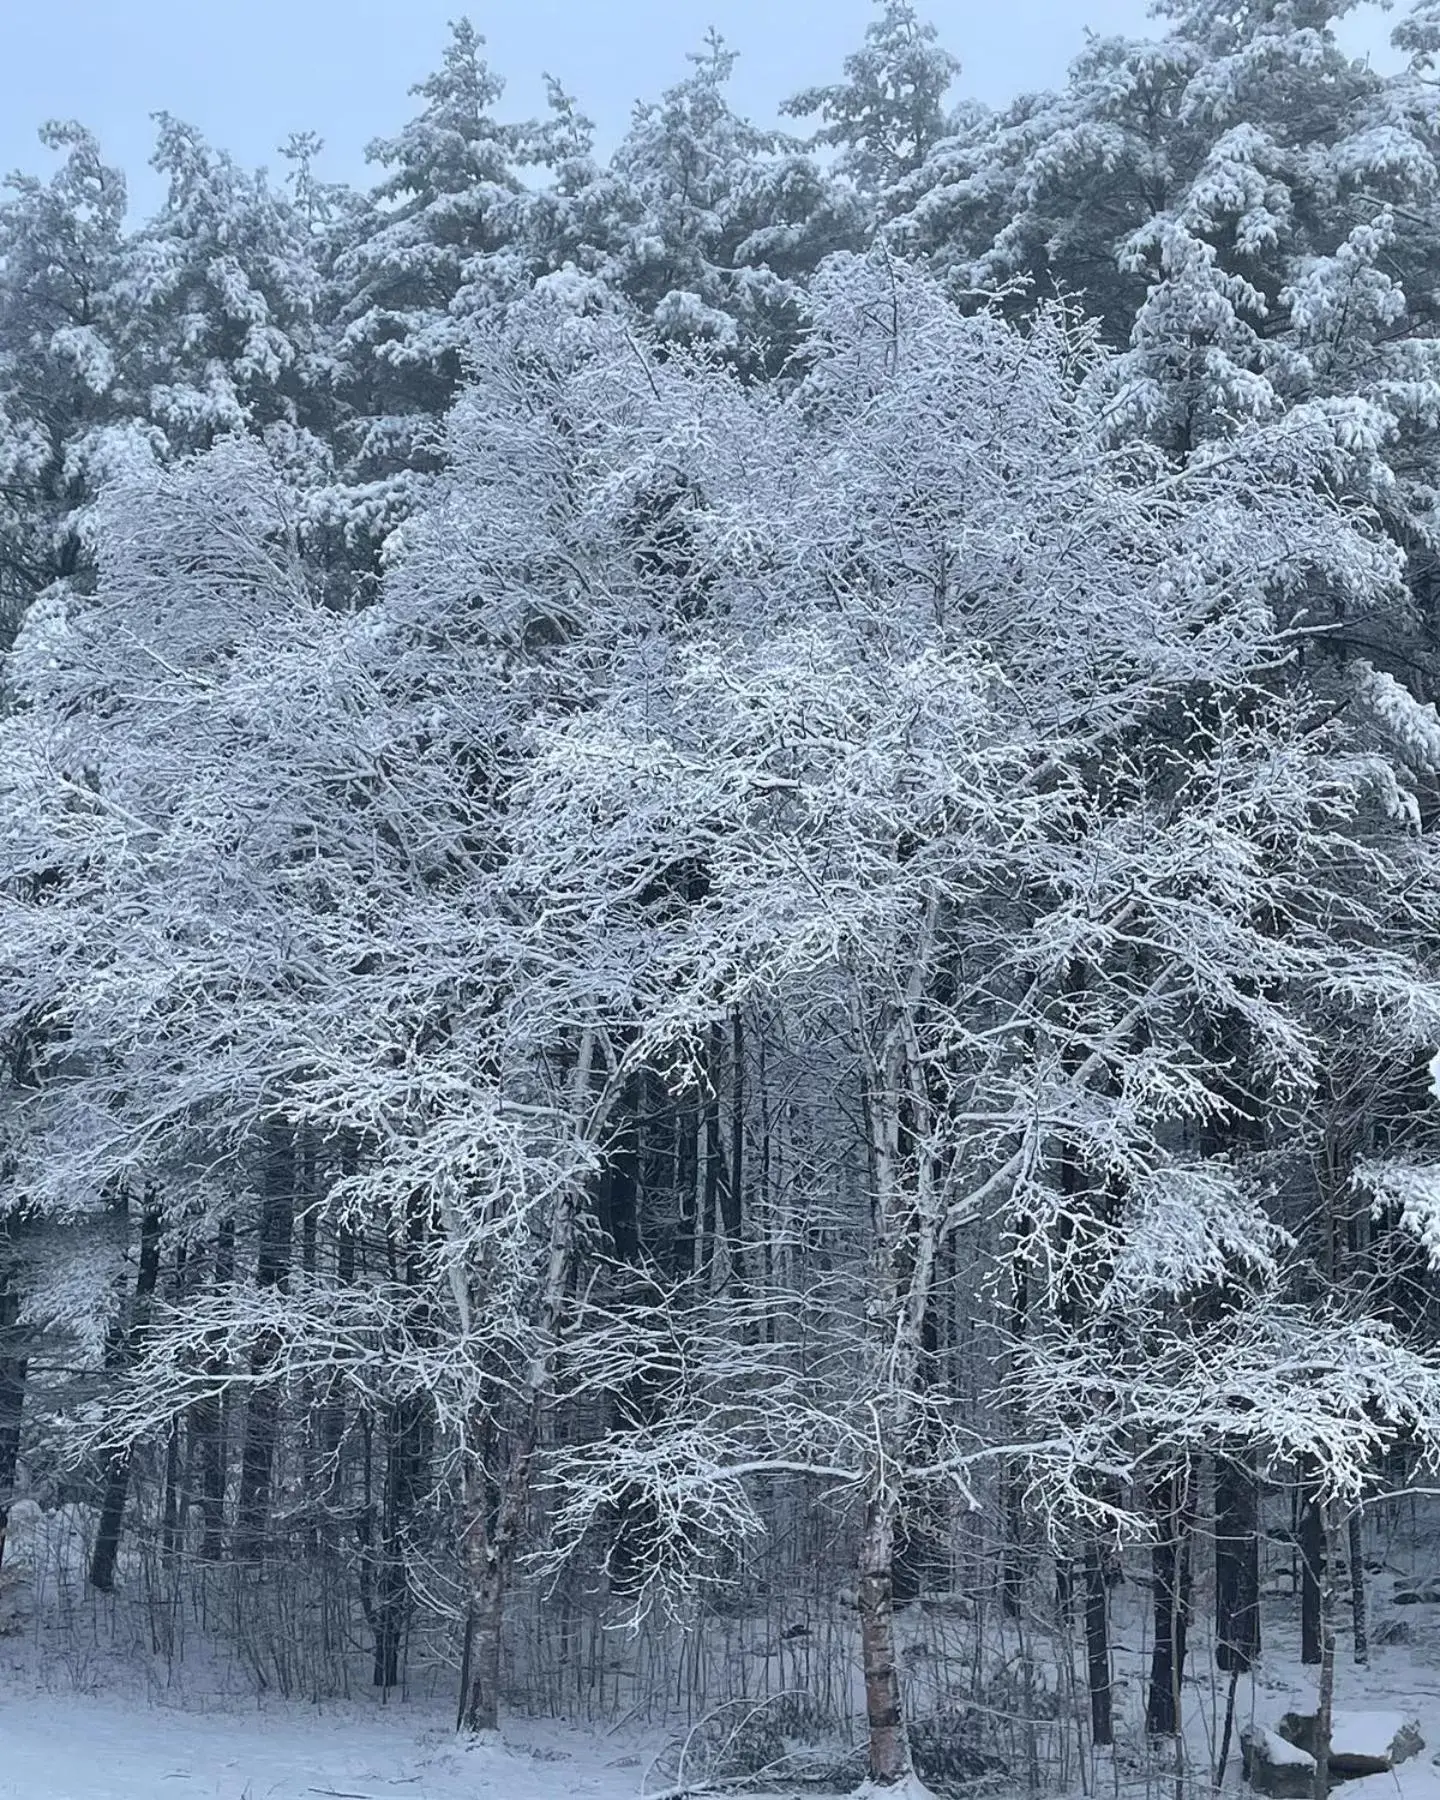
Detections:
[896, 0, 1440, 512]
[324, 19, 536, 558]
[0, 123, 133, 636]
[593, 33, 864, 366]
[120, 115, 326, 465]
[6, 15, 1440, 1777]
[481, 256, 1440, 1787]
[0, 285, 734, 1723]
[783, 1, 969, 205]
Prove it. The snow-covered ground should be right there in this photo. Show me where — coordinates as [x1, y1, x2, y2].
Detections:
[14, 1522, 1440, 1800]
[0, 1685, 668, 1800]
[6, 1621, 1440, 1800]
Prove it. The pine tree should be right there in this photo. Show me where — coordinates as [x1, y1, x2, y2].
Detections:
[895, 0, 1440, 510]
[0, 123, 131, 638]
[1396, 0, 1440, 62]
[783, 0, 966, 204]
[603, 32, 863, 362]
[125, 115, 325, 460]
[326, 19, 534, 559]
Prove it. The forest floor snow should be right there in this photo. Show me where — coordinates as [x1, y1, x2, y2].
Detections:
[0, 1681, 678, 1800]
[17, 1517, 1440, 1800]
[12, 1629, 1440, 1800]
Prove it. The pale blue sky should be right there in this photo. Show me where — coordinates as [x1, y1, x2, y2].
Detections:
[0, 0, 1403, 216]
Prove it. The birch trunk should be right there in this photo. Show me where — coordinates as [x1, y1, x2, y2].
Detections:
[460, 1452, 507, 1735]
[1314, 1503, 1338, 1800]
[455, 1027, 599, 1737]
[858, 1496, 912, 1789]
[851, 949, 943, 1796]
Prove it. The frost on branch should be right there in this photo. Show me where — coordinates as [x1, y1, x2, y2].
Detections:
[1357, 1159, 1440, 1270]
[7, 239, 1440, 1786]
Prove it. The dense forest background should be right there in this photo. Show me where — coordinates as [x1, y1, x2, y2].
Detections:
[5, 3, 1440, 1794]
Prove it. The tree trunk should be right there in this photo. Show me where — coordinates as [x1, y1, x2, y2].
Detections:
[0, 1248, 28, 1577]
[599, 1085, 640, 1264]
[234, 1122, 294, 1563]
[1145, 1464, 1194, 1738]
[673, 1089, 698, 1278]
[1217, 1666, 1241, 1789]
[192, 1220, 234, 1561]
[234, 1375, 281, 1562]
[1083, 1541, 1114, 1748]
[372, 1391, 426, 1690]
[700, 1021, 724, 1284]
[1000, 1465, 1029, 1619]
[1300, 1483, 1324, 1667]
[90, 1204, 162, 1593]
[1347, 1506, 1367, 1667]
[160, 1246, 186, 1563]
[455, 1027, 599, 1736]
[161, 1418, 181, 1563]
[724, 1007, 745, 1282]
[458, 1412, 525, 1737]
[1215, 1451, 1260, 1673]
[460, 1490, 506, 1737]
[316, 1221, 354, 1555]
[858, 1496, 917, 1789]
[1001, 1254, 1030, 1620]
[599, 1087, 660, 1595]
[1314, 1504, 1338, 1800]
[456, 1400, 544, 1734]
